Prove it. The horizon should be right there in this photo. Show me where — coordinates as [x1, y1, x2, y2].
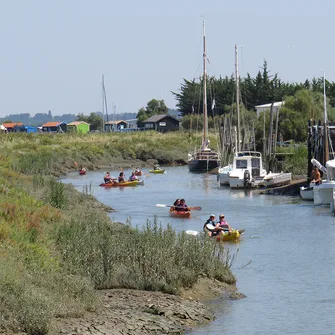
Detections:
[1, 0, 334, 117]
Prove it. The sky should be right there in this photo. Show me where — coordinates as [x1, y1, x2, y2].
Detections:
[0, 0, 334, 117]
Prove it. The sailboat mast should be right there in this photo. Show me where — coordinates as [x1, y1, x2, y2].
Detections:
[235, 44, 241, 152]
[202, 19, 208, 144]
[323, 72, 329, 163]
[101, 75, 105, 131]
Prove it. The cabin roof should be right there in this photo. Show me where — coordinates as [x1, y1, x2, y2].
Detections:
[67, 121, 89, 126]
[105, 120, 128, 124]
[144, 114, 179, 123]
[255, 102, 284, 108]
[42, 122, 64, 127]
[2, 122, 23, 128]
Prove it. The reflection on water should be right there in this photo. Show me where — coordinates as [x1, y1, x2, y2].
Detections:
[62, 166, 335, 335]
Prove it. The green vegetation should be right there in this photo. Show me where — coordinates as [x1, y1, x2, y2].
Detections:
[0, 132, 235, 334]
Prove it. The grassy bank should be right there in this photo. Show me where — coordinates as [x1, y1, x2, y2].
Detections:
[0, 132, 235, 335]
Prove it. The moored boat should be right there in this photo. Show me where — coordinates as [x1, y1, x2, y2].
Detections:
[261, 172, 292, 188]
[169, 208, 191, 218]
[300, 184, 314, 200]
[99, 180, 138, 187]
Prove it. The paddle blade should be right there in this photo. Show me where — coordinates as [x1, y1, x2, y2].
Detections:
[189, 206, 202, 211]
[238, 229, 245, 234]
[156, 204, 170, 208]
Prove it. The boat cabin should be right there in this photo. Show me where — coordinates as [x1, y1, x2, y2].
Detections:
[233, 151, 263, 177]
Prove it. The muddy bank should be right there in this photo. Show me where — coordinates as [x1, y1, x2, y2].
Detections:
[49, 279, 243, 335]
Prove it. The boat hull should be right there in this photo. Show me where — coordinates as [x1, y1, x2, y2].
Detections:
[313, 182, 335, 205]
[300, 186, 314, 200]
[169, 208, 191, 218]
[149, 169, 165, 174]
[216, 230, 240, 242]
[188, 159, 219, 172]
[218, 165, 232, 185]
[99, 180, 138, 187]
[262, 172, 292, 187]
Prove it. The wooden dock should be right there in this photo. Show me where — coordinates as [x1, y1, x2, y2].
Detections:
[256, 179, 307, 196]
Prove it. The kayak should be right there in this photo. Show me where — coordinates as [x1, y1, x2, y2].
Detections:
[79, 170, 86, 175]
[216, 229, 241, 242]
[99, 180, 138, 187]
[149, 169, 165, 174]
[169, 208, 191, 218]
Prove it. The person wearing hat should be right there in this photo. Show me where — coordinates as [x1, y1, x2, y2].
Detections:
[203, 214, 222, 237]
[218, 214, 232, 233]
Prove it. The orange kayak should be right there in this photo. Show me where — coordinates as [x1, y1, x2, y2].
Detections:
[169, 208, 191, 218]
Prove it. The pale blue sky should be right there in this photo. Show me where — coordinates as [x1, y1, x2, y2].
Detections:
[0, 0, 333, 117]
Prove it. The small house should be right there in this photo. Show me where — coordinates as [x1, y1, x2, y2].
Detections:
[67, 121, 90, 134]
[14, 125, 38, 133]
[2, 122, 23, 132]
[142, 114, 180, 133]
[105, 120, 129, 131]
[41, 122, 66, 133]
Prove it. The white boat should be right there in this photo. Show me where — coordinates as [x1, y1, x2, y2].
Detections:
[218, 164, 233, 186]
[314, 159, 335, 205]
[300, 182, 315, 201]
[229, 151, 267, 189]
[187, 20, 220, 172]
[262, 172, 292, 187]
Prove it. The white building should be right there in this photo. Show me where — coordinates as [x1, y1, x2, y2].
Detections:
[255, 101, 284, 118]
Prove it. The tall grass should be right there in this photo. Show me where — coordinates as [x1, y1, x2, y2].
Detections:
[0, 132, 237, 334]
[55, 216, 235, 294]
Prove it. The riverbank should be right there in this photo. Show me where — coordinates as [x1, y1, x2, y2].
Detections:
[0, 132, 242, 335]
[49, 279, 241, 335]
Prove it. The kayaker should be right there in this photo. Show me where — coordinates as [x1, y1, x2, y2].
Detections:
[135, 168, 142, 176]
[118, 171, 125, 183]
[104, 172, 112, 183]
[154, 164, 161, 171]
[129, 172, 137, 181]
[175, 199, 190, 212]
[172, 199, 181, 211]
[203, 214, 222, 237]
[218, 214, 232, 232]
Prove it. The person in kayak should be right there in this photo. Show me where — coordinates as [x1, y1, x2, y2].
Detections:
[218, 214, 232, 233]
[172, 199, 181, 211]
[118, 172, 125, 182]
[129, 172, 137, 181]
[104, 172, 112, 183]
[135, 168, 142, 176]
[203, 214, 222, 237]
[175, 199, 190, 212]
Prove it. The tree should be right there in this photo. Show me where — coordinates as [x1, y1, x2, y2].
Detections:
[136, 99, 168, 126]
[76, 112, 103, 131]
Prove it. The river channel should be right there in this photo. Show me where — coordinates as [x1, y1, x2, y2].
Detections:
[61, 166, 335, 335]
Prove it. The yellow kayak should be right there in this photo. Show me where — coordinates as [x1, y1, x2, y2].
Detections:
[149, 169, 165, 174]
[216, 230, 241, 242]
[99, 180, 138, 187]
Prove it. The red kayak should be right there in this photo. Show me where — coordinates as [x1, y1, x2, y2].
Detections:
[79, 170, 86, 175]
[169, 208, 191, 218]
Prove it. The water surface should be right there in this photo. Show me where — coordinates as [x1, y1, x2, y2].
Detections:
[61, 166, 335, 335]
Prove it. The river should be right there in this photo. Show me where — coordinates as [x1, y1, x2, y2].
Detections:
[61, 166, 335, 335]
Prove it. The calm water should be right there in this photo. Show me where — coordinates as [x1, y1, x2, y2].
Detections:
[61, 166, 335, 335]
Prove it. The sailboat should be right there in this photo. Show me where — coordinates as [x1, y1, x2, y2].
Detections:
[313, 72, 334, 206]
[187, 20, 221, 172]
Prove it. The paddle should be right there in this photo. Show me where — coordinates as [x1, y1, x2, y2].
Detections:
[156, 204, 202, 211]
